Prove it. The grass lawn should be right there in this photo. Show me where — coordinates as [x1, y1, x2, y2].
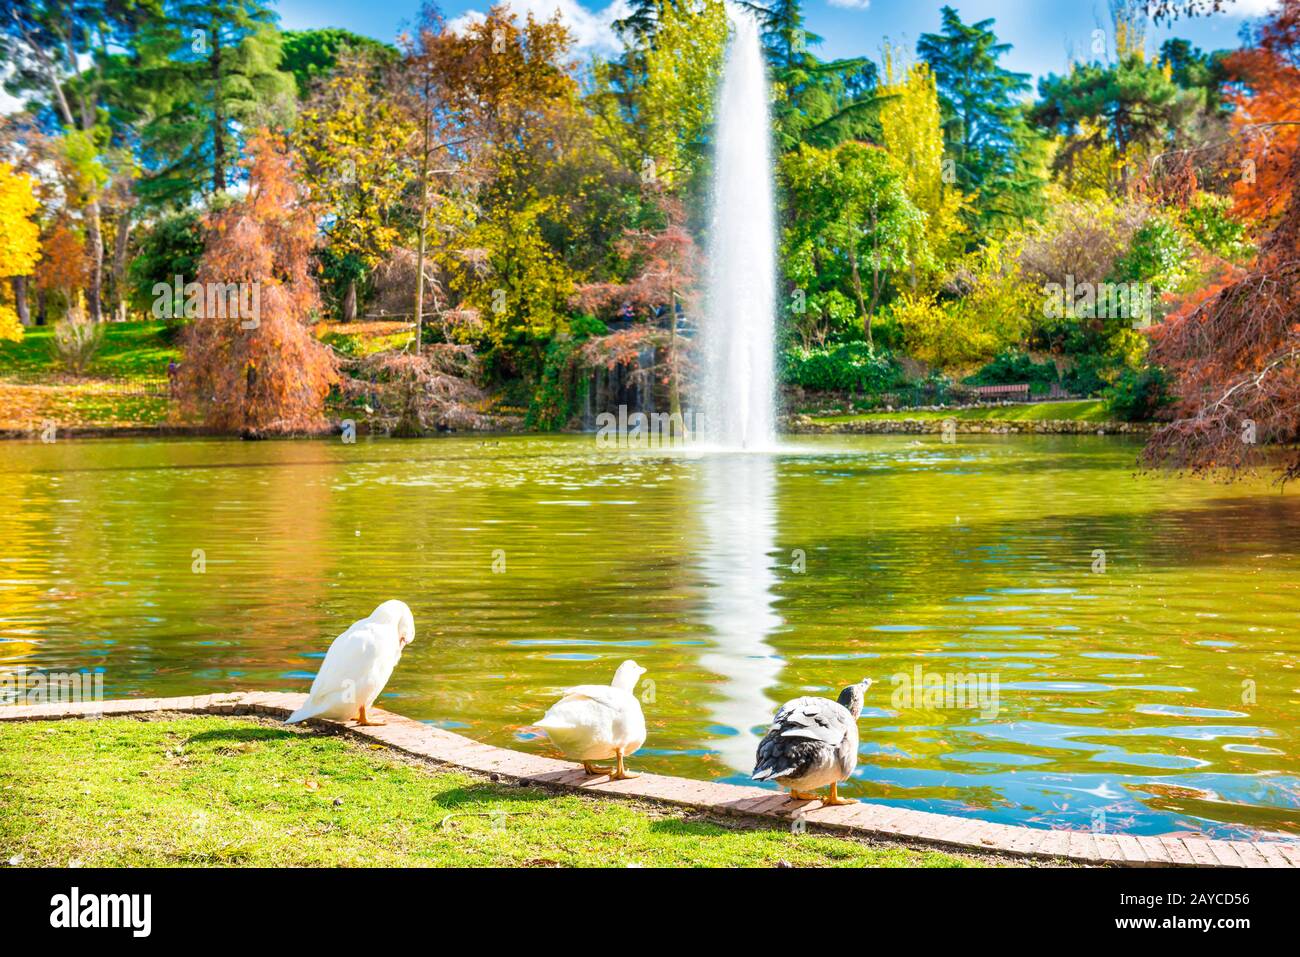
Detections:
[0, 715, 986, 868]
[813, 399, 1111, 424]
[0, 322, 177, 431]
[0, 321, 177, 380]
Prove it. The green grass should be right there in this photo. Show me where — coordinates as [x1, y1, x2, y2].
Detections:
[814, 399, 1110, 424]
[0, 715, 984, 868]
[0, 320, 177, 380]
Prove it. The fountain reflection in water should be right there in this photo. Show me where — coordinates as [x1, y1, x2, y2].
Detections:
[699, 7, 777, 450]
[696, 453, 783, 774]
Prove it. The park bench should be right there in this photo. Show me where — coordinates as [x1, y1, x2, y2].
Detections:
[972, 383, 1030, 401]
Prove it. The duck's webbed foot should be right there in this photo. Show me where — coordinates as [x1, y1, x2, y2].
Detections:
[582, 762, 612, 776]
[353, 705, 387, 727]
[788, 789, 818, 801]
[823, 781, 857, 806]
[608, 751, 639, 780]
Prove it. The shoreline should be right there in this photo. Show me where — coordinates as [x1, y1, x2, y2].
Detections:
[2, 692, 1292, 867]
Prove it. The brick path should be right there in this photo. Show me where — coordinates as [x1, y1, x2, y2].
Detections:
[3, 691, 1296, 868]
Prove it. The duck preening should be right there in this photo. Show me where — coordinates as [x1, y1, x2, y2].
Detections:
[751, 678, 872, 805]
[286, 600, 415, 727]
[535, 660, 647, 780]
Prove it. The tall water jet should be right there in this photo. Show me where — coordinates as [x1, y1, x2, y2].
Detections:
[699, 8, 777, 450]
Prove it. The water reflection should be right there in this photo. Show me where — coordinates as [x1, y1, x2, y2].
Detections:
[695, 453, 784, 773]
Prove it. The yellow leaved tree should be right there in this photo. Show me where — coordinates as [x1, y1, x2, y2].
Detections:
[0, 162, 41, 341]
[878, 44, 967, 280]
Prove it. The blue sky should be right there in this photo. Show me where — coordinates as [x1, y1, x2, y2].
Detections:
[273, 0, 1280, 85]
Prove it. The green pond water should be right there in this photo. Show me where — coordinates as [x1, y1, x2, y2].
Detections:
[2, 433, 1298, 840]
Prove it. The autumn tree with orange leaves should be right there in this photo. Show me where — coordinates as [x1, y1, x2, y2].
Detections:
[1224, 0, 1300, 225]
[1140, 0, 1300, 481]
[176, 132, 337, 438]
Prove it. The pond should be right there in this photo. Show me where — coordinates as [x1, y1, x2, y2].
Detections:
[3, 433, 1298, 840]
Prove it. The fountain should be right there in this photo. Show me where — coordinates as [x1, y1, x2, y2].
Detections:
[698, 7, 778, 450]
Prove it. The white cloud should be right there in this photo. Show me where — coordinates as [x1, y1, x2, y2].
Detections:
[447, 0, 633, 55]
[1220, 0, 1280, 17]
[827, 0, 871, 8]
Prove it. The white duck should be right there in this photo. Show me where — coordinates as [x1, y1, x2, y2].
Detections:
[535, 660, 647, 779]
[286, 600, 415, 727]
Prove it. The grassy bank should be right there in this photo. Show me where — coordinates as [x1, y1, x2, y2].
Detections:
[0, 321, 176, 432]
[0, 715, 984, 868]
[812, 399, 1111, 425]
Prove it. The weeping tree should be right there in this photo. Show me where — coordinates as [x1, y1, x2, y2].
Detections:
[176, 132, 337, 437]
[344, 347, 488, 435]
[340, 247, 491, 435]
[1142, 148, 1300, 480]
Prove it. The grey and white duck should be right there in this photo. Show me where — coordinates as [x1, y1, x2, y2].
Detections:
[751, 678, 872, 805]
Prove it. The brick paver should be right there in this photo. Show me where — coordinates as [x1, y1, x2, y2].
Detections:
[2, 691, 1293, 869]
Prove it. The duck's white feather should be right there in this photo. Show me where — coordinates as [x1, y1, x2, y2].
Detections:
[286, 615, 402, 724]
[536, 684, 645, 762]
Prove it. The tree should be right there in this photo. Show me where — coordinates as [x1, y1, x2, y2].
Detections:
[1034, 54, 1199, 191]
[397, 3, 485, 350]
[419, 7, 593, 362]
[345, 348, 488, 435]
[877, 44, 966, 276]
[35, 220, 90, 316]
[639, 0, 728, 189]
[280, 28, 397, 98]
[918, 5, 1043, 231]
[890, 242, 1034, 371]
[176, 132, 337, 437]
[0, 161, 40, 339]
[125, 209, 205, 316]
[749, 0, 882, 151]
[574, 192, 700, 416]
[779, 142, 924, 346]
[1160, 38, 1231, 112]
[1142, 147, 1300, 481]
[0, 0, 157, 320]
[1224, 0, 1300, 226]
[133, 0, 295, 204]
[296, 51, 415, 320]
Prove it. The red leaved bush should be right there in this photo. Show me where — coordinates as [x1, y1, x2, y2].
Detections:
[176, 132, 338, 437]
[573, 192, 701, 413]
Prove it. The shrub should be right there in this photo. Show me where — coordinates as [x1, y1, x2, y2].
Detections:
[964, 351, 1060, 391]
[49, 303, 104, 374]
[1104, 365, 1171, 422]
[1111, 213, 1194, 293]
[780, 342, 906, 392]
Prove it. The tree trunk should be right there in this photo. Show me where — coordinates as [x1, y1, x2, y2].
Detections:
[667, 293, 682, 421]
[343, 279, 357, 321]
[85, 199, 104, 321]
[411, 86, 432, 353]
[37, 287, 47, 326]
[111, 209, 133, 321]
[211, 28, 226, 193]
[12, 276, 30, 326]
[848, 246, 871, 348]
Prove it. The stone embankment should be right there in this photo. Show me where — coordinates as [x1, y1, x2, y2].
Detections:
[787, 415, 1152, 436]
